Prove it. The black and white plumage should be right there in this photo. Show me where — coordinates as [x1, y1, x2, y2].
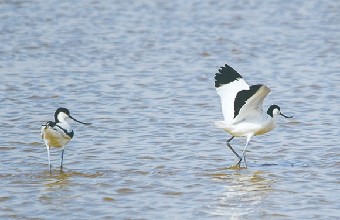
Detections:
[41, 107, 91, 170]
[214, 64, 292, 167]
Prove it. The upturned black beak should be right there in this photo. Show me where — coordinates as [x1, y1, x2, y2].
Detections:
[69, 116, 92, 125]
[280, 113, 293, 119]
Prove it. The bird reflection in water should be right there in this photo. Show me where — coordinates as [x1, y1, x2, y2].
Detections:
[205, 169, 273, 217]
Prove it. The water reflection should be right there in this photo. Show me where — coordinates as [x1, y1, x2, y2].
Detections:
[38, 169, 104, 207]
[44, 170, 71, 189]
[43, 169, 103, 189]
[205, 169, 273, 217]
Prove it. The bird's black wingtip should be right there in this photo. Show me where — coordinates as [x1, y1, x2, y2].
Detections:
[214, 64, 243, 88]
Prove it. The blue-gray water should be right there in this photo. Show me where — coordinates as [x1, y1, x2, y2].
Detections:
[0, 0, 339, 219]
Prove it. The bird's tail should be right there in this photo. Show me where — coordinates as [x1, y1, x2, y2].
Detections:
[213, 121, 229, 129]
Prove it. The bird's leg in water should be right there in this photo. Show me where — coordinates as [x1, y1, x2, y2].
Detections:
[226, 136, 242, 166]
[60, 149, 64, 170]
[241, 136, 251, 168]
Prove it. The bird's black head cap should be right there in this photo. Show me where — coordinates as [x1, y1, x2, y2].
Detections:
[267, 105, 280, 117]
[54, 107, 70, 122]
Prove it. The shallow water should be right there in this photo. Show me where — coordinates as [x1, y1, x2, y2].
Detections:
[0, 0, 339, 219]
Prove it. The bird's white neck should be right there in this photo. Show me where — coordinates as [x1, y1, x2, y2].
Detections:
[267, 113, 280, 129]
[57, 120, 72, 133]
[253, 114, 278, 136]
[57, 112, 70, 123]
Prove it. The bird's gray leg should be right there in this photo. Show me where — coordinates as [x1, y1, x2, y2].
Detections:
[46, 145, 51, 171]
[241, 143, 248, 168]
[241, 136, 252, 168]
[60, 149, 64, 170]
[226, 136, 242, 165]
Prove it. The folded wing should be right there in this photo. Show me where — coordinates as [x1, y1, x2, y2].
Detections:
[233, 84, 270, 123]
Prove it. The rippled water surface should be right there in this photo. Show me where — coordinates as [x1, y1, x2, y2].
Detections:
[1, 0, 339, 219]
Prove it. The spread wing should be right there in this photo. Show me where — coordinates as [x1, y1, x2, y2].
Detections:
[233, 84, 270, 123]
[215, 64, 249, 124]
